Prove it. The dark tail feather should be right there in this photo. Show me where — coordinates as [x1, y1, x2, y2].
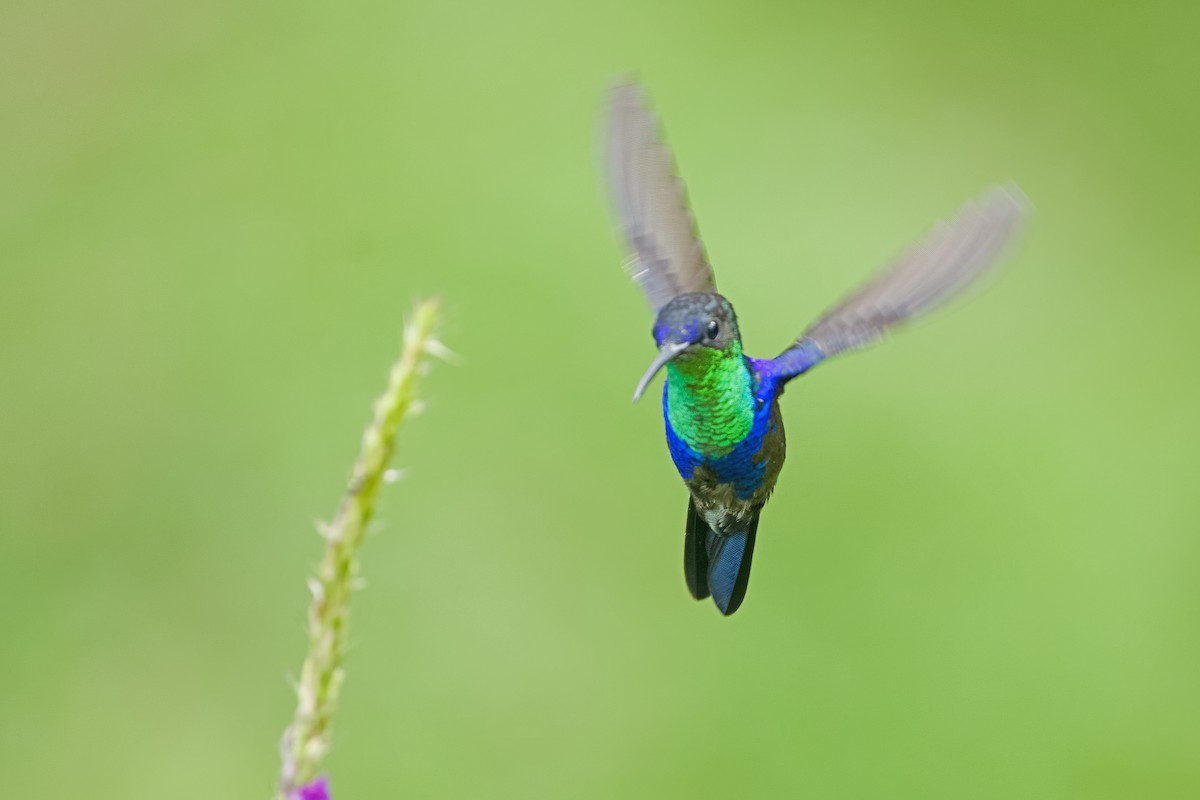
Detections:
[684, 499, 711, 600]
[705, 513, 760, 615]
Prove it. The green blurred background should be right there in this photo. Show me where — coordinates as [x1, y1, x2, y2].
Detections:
[2, 0, 1197, 796]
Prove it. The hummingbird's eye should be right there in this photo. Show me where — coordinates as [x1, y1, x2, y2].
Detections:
[706, 320, 720, 340]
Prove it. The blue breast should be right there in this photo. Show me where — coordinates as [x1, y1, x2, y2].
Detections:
[662, 363, 781, 500]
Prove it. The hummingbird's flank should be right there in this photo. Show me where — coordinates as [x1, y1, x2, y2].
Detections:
[604, 82, 1029, 616]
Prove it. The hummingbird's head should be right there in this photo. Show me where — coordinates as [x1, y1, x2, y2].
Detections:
[633, 292, 741, 401]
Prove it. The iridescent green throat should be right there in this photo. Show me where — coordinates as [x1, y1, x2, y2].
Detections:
[665, 340, 755, 456]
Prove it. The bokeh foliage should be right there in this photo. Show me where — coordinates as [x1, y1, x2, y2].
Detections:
[1, 0, 1197, 797]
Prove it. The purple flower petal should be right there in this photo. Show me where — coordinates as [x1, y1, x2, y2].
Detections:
[292, 775, 330, 800]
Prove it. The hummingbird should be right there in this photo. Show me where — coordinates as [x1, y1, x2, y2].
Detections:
[604, 82, 1028, 615]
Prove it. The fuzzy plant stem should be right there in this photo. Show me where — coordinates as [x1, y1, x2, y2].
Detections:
[277, 298, 443, 799]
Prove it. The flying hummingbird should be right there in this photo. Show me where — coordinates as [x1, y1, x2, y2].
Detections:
[604, 82, 1028, 615]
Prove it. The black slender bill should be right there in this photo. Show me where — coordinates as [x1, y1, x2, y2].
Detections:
[632, 341, 690, 401]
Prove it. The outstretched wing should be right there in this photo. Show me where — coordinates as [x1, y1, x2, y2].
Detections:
[769, 184, 1030, 379]
[606, 82, 716, 311]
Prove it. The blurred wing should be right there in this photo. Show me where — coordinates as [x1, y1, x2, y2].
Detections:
[770, 184, 1030, 378]
[606, 82, 716, 310]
